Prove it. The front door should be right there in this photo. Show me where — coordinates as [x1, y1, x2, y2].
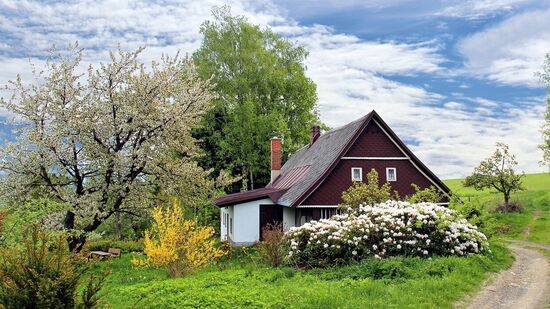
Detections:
[259, 205, 283, 241]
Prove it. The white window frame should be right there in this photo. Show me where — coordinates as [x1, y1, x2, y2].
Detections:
[386, 167, 397, 182]
[351, 167, 363, 181]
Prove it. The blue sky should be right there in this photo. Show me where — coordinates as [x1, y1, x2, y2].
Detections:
[0, 0, 548, 178]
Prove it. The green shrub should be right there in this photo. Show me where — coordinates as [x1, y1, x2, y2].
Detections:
[340, 169, 392, 211]
[0, 226, 104, 308]
[407, 184, 443, 203]
[450, 199, 500, 238]
[84, 239, 143, 253]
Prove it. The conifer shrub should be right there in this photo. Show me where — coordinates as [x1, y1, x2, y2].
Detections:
[0, 226, 104, 308]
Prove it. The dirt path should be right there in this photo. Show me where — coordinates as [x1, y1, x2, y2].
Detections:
[466, 245, 550, 309]
[522, 209, 542, 239]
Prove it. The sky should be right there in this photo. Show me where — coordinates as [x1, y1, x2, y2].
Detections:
[0, 0, 549, 179]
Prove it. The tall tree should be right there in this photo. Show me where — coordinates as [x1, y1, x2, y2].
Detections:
[537, 53, 550, 168]
[0, 46, 214, 251]
[193, 6, 320, 190]
[464, 143, 524, 212]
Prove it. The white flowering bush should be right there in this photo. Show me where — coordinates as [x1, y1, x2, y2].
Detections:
[284, 201, 488, 267]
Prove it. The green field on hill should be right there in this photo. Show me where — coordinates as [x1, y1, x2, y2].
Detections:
[444, 173, 550, 245]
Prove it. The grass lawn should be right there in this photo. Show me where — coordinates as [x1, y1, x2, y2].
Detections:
[88, 173, 548, 308]
[90, 243, 511, 308]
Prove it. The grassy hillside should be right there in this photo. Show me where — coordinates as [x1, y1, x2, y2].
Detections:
[444, 173, 550, 196]
[444, 173, 550, 245]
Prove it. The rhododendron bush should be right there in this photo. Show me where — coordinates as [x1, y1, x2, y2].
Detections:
[284, 201, 488, 267]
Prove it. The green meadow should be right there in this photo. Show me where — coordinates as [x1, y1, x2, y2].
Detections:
[90, 173, 549, 308]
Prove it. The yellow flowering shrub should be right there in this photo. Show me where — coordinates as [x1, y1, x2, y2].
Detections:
[132, 199, 223, 277]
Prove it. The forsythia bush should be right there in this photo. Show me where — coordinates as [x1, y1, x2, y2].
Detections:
[283, 201, 488, 268]
[132, 200, 223, 277]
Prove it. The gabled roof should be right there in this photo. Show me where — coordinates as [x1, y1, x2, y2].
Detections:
[214, 110, 451, 207]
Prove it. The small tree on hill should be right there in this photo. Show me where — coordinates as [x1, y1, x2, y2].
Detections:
[340, 169, 392, 212]
[464, 143, 524, 212]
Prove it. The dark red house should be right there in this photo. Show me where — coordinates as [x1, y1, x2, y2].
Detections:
[215, 111, 451, 245]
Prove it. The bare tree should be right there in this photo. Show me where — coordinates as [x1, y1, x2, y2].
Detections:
[464, 143, 524, 212]
[0, 45, 214, 251]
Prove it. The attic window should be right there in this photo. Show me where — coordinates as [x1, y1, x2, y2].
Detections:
[386, 167, 397, 182]
[351, 167, 362, 181]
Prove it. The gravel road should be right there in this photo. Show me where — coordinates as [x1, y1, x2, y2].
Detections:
[465, 244, 550, 309]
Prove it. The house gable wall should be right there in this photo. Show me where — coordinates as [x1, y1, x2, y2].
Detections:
[302, 121, 447, 206]
[302, 159, 436, 205]
[345, 121, 403, 157]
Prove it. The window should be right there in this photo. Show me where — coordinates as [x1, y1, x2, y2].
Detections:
[296, 209, 313, 226]
[320, 208, 341, 219]
[229, 218, 233, 234]
[386, 167, 397, 182]
[351, 167, 362, 181]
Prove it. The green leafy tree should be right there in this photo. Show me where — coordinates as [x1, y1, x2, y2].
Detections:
[340, 169, 392, 212]
[464, 143, 525, 212]
[193, 6, 320, 190]
[537, 53, 550, 168]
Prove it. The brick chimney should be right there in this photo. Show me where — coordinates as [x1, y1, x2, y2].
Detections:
[310, 124, 321, 146]
[270, 137, 282, 183]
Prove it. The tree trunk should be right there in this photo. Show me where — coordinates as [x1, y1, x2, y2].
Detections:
[64, 210, 75, 230]
[504, 193, 510, 212]
[250, 170, 254, 190]
[115, 211, 121, 240]
[68, 234, 87, 253]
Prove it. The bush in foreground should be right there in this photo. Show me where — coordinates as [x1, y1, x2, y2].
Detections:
[132, 200, 224, 277]
[284, 201, 488, 268]
[0, 226, 103, 308]
[257, 222, 285, 267]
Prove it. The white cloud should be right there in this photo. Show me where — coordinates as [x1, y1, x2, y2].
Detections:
[437, 0, 535, 19]
[458, 9, 550, 87]
[0, 0, 546, 178]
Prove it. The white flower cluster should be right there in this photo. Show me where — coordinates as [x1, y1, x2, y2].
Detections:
[284, 201, 488, 267]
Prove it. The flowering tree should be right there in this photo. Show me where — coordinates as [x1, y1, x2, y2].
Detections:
[537, 53, 550, 167]
[464, 143, 524, 212]
[284, 201, 488, 267]
[132, 199, 223, 277]
[0, 46, 213, 251]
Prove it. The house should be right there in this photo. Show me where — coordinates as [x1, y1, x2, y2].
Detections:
[214, 110, 451, 245]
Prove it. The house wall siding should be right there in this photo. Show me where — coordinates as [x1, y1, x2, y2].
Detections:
[302, 159, 436, 205]
[231, 198, 273, 245]
[282, 206, 295, 231]
[345, 121, 403, 157]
